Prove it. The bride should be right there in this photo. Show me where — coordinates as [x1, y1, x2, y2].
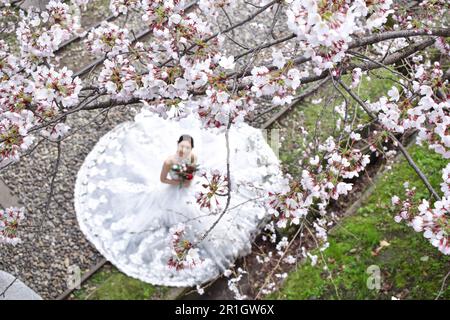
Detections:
[74, 106, 285, 287]
[160, 134, 197, 189]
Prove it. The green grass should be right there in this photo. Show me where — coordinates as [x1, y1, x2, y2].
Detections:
[270, 144, 450, 300]
[71, 265, 168, 300]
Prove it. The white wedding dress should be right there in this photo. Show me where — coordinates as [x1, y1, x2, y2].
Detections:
[74, 107, 285, 287]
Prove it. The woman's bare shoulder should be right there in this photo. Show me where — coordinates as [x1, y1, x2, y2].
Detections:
[164, 155, 175, 166]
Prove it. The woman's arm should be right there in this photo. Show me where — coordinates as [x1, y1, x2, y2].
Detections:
[160, 159, 181, 185]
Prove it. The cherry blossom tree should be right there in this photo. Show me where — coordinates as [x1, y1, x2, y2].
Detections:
[0, 0, 449, 298]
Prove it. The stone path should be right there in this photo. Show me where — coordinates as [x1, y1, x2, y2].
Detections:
[0, 271, 42, 300]
[0, 179, 21, 209]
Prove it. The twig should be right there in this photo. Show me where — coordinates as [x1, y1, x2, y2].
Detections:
[254, 222, 304, 300]
[435, 270, 450, 300]
[0, 277, 17, 298]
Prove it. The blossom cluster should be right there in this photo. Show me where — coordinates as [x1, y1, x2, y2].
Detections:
[109, 0, 142, 16]
[98, 55, 138, 102]
[390, 0, 448, 31]
[16, 1, 85, 63]
[31, 65, 83, 108]
[411, 198, 450, 255]
[0, 206, 25, 245]
[285, 0, 393, 74]
[249, 56, 305, 106]
[167, 223, 202, 270]
[105, 0, 276, 129]
[97, 3, 253, 126]
[265, 136, 370, 229]
[408, 63, 449, 159]
[0, 40, 20, 79]
[0, 110, 35, 163]
[360, 59, 450, 256]
[435, 37, 450, 56]
[0, 60, 82, 162]
[84, 21, 131, 58]
[196, 88, 254, 128]
[392, 181, 449, 255]
[1, 1, 84, 153]
[97, 1, 303, 128]
[226, 267, 248, 300]
[141, 0, 186, 30]
[195, 169, 229, 212]
[367, 61, 449, 159]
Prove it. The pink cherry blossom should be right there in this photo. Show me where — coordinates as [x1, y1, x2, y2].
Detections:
[0, 206, 25, 245]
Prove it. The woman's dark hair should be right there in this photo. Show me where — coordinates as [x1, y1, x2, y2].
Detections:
[177, 134, 194, 148]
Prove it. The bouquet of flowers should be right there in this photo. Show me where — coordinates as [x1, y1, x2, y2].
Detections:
[171, 163, 200, 188]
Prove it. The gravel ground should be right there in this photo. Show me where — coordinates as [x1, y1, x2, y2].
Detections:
[0, 0, 294, 299]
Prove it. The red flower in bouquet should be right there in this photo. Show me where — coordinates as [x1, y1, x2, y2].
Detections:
[171, 163, 200, 188]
